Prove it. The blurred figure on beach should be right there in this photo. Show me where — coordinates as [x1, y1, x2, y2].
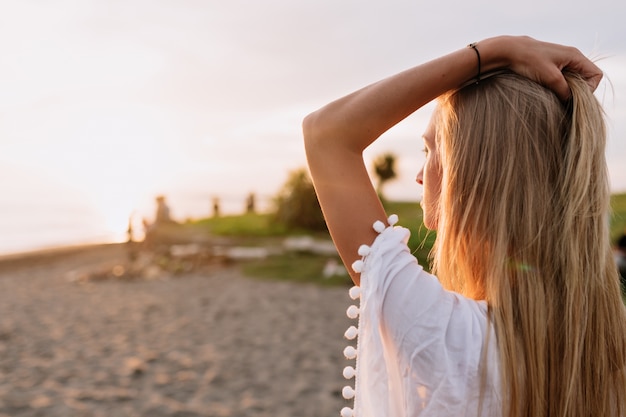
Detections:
[144, 195, 175, 229]
[155, 195, 173, 224]
[212, 197, 221, 218]
[127, 215, 135, 243]
[246, 192, 256, 214]
[143, 195, 178, 249]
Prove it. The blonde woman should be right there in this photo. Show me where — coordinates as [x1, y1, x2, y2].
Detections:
[304, 36, 626, 417]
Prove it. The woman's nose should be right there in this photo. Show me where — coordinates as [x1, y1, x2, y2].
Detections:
[416, 170, 423, 186]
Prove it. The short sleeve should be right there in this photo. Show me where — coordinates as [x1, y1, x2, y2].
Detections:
[341, 218, 501, 417]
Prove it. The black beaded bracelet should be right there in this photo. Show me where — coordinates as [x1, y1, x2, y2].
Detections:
[467, 42, 481, 84]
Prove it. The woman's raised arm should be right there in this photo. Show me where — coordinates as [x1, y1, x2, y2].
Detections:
[302, 35, 601, 285]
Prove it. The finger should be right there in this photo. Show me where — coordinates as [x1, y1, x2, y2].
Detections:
[563, 63, 602, 92]
[583, 70, 603, 92]
[589, 72, 603, 91]
[542, 67, 571, 101]
[564, 53, 603, 91]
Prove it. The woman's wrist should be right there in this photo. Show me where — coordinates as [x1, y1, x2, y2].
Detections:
[469, 36, 513, 75]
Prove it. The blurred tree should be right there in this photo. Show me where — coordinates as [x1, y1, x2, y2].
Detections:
[273, 168, 327, 231]
[373, 152, 398, 200]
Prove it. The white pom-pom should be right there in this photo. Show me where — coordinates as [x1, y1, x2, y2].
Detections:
[343, 365, 356, 379]
[343, 346, 357, 359]
[351, 260, 364, 273]
[357, 244, 371, 257]
[340, 407, 354, 417]
[373, 220, 386, 233]
[342, 386, 355, 399]
[344, 325, 358, 340]
[388, 214, 399, 225]
[346, 305, 359, 319]
[348, 286, 361, 300]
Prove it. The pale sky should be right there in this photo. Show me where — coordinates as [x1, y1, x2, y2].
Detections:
[0, 0, 625, 246]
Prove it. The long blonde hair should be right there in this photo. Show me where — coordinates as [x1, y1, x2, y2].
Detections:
[432, 72, 626, 417]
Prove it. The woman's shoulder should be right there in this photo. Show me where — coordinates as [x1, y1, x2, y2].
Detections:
[343, 216, 500, 417]
[352, 215, 490, 345]
[354, 216, 487, 309]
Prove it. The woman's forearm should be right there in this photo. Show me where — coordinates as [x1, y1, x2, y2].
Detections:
[302, 37, 509, 152]
[303, 34, 601, 151]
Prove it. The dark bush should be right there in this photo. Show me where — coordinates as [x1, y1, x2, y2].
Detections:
[273, 168, 327, 231]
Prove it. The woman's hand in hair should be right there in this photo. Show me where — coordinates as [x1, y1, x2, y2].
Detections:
[303, 35, 601, 285]
[479, 36, 603, 101]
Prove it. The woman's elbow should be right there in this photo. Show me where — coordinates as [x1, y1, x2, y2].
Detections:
[303, 106, 348, 157]
[302, 110, 323, 149]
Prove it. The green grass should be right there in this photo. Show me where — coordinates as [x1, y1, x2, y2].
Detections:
[610, 192, 626, 242]
[241, 252, 352, 287]
[187, 194, 626, 290]
[191, 213, 290, 237]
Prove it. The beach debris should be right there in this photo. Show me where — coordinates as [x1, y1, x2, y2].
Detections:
[323, 258, 347, 277]
[283, 236, 337, 255]
[214, 246, 271, 260]
[65, 245, 222, 283]
[62, 234, 340, 284]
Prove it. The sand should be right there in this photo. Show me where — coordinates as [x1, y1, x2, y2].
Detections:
[0, 244, 352, 417]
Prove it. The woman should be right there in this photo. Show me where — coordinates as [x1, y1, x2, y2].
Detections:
[303, 36, 626, 417]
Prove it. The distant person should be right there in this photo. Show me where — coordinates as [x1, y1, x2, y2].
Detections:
[212, 197, 220, 218]
[154, 195, 173, 224]
[126, 215, 134, 243]
[143, 195, 176, 247]
[304, 36, 626, 417]
[246, 192, 256, 214]
[126, 214, 138, 262]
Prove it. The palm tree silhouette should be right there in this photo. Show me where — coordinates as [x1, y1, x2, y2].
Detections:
[373, 152, 397, 200]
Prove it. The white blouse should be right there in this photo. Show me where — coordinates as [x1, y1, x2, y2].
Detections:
[340, 215, 502, 417]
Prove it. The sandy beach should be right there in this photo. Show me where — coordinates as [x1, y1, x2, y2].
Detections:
[0, 244, 352, 417]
